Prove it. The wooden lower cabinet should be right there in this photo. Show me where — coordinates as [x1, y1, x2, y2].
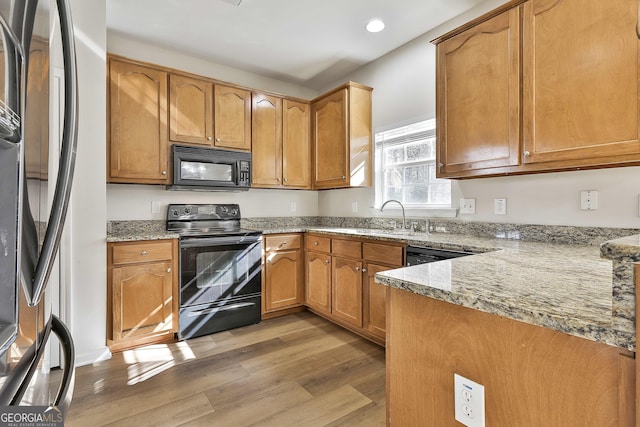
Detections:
[331, 257, 363, 328]
[387, 287, 635, 425]
[262, 234, 305, 318]
[107, 239, 178, 352]
[304, 233, 405, 346]
[305, 251, 332, 315]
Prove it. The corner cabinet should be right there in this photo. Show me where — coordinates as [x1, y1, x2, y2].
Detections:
[434, 0, 640, 178]
[252, 94, 311, 189]
[262, 234, 305, 319]
[108, 58, 169, 184]
[312, 82, 373, 189]
[304, 233, 405, 345]
[107, 239, 178, 352]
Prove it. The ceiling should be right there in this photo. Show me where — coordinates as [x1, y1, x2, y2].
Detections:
[106, 0, 487, 90]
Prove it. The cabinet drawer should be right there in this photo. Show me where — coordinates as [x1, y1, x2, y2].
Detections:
[112, 241, 174, 265]
[265, 234, 302, 251]
[332, 239, 362, 259]
[363, 242, 404, 266]
[305, 235, 331, 252]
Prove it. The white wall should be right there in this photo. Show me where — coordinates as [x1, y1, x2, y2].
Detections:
[318, 0, 640, 229]
[107, 33, 318, 100]
[107, 185, 318, 220]
[69, 0, 109, 364]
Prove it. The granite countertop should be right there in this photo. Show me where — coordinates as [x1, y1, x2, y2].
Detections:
[258, 226, 636, 352]
[106, 221, 638, 351]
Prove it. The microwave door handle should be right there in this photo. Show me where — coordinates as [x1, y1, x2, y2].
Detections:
[26, 0, 78, 306]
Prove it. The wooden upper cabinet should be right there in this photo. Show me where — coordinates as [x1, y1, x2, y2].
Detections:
[251, 93, 283, 187]
[522, 0, 640, 165]
[436, 7, 521, 177]
[282, 99, 311, 188]
[169, 74, 213, 145]
[312, 82, 373, 189]
[214, 84, 251, 150]
[108, 59, 169, 183]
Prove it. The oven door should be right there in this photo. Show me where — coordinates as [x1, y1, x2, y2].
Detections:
[178, 235, 262, 340]
[179, 235, 262, 307]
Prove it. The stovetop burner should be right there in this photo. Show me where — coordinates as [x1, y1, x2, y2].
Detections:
[167, 203, 260, 238]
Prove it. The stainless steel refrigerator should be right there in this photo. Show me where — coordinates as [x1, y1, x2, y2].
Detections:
[0, 0, 77, 418]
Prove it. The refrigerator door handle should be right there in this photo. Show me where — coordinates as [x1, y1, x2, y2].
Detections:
[27, 0, 78, 306]
[8, 316, 75, 413]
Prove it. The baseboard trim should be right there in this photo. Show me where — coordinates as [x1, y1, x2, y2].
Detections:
[75, 346, 112, 367]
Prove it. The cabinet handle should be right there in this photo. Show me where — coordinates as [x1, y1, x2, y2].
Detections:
[141, 250, 147, 256]
[166, 268, 172, 273]
[523, 151, 530, 157]
[161, 171, 167, 175]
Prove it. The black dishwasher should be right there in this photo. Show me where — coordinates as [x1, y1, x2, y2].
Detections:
[406, 245, 475, 266]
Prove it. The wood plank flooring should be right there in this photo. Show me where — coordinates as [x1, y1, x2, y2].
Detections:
[63, 312, 386, 426]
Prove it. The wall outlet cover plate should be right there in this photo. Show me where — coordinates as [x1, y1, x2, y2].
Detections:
[454, 373, 485, 427]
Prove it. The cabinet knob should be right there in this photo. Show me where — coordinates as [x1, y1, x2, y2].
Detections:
[438, 162, 444, 168]
[161, 171, 167, 175]
[283, 177, 288, 182]
[314, 241, 319, 246]
[523, 151, 531, 157]
[167, 267, 172, 273]
[276, 177, 281, 182]
[325, 259, 330, 264]
[362, 268, 367, 272]
[355, 266, 360, 271]
[281, 241, 287, 246]
[341, 175, 346, 179]
[141, 250, 147, 256]
[216, 138, 221, 142]
[207, 136, 212, 141]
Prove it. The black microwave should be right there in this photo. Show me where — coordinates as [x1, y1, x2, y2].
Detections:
[170, 145, 251, 191]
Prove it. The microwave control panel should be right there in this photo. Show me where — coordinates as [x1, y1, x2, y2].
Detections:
[239, 160, 250, 187]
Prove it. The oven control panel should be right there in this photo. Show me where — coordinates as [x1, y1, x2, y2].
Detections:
[167, 204, 241, 220]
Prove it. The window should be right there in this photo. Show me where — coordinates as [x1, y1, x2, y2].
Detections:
[374, 119, 451, 208]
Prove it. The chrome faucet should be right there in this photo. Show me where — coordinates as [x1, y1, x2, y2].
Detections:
[380, 199, 407, 229]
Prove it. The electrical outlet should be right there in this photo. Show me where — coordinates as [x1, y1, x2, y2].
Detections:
[151, 201, 161, 214]
[351, 201, 358, 213]
[290, 201, 297, 212]
[494, 198, 506, 215]
[454, 374, 485, 427]
[459, 198, 476, 214]
[580, 190, 598, 210]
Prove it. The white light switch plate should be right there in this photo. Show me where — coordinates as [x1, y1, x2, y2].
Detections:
[151, 201, 161, 214]
[494, 198, 506, 215]
[454, 374, 485, 427]
[459, 198, 476, 214]
[580, 190, 598, 210]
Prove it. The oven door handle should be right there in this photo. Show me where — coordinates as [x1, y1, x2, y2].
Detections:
[180, 235, 261, 248]
[187, 302, 256, 317]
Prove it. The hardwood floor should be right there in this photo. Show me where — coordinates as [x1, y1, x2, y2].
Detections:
[64, 312, 386, 426]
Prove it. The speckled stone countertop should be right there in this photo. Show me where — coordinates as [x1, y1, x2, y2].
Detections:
[253, 225, 638, 352]
[106, 220, 179, 242]
[106, 218, 640, 351]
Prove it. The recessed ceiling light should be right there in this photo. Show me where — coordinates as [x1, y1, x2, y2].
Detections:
[365, 19, 385, 33]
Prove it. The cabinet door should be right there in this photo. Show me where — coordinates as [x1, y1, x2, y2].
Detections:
[214, 84, 251, 150]
[282, 99, 310, 188]
[312, 89, 349, 189]
[265, 249, 303, 311]
[169, 74, 213, 145]
[436, 8, 521, 177]
[109, 60, 169, 183]
[112, 261, 173, 341]
[522, 0, 640, 165]
[331, 257, 363, 328]
[364, 263, 391, 340]
[305, 251, 332, 314]
[251, 93, 283, 187]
